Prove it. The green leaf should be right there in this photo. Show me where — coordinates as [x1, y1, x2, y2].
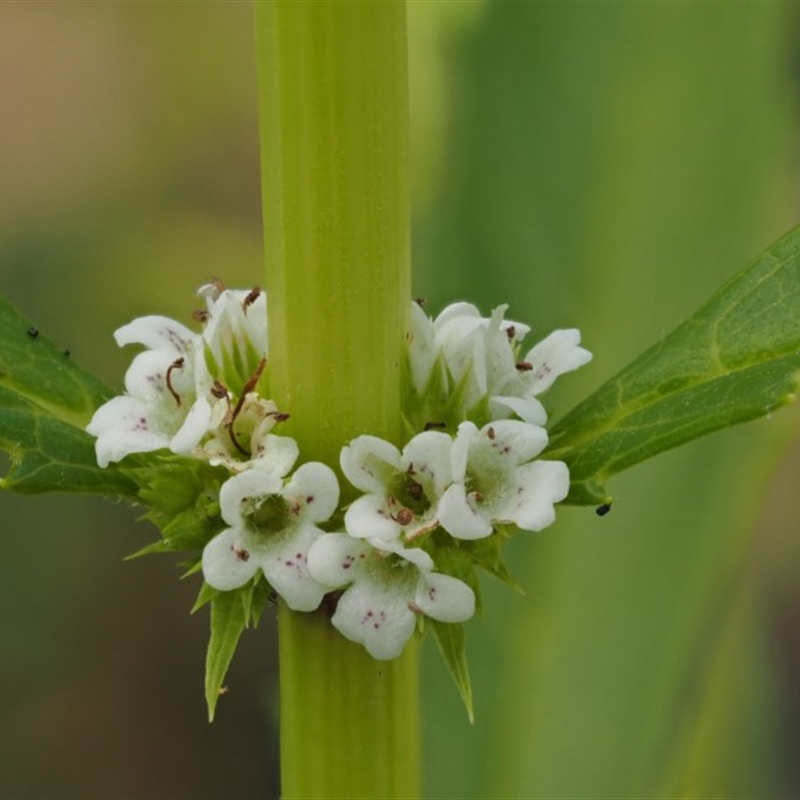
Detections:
[205, 588, 249, 722]
[431, 620, 474, 723]
[547, 225, 800, 505]
[0, 294, 139, 496]
[204, 580, 271, 722]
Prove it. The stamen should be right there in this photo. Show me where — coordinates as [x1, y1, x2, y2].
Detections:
[515, 361, 533, 372]
[392, 507, 414, 526]
[228, 358, 268, 456]
[243, 287, 261, 311]
[192, 308, 210, 323]
[165, 357, 185, 406]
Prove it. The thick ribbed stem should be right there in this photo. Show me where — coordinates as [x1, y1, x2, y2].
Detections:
[255, 2, 416, 798]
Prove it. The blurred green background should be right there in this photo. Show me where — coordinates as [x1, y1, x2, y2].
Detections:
[2, 2, 800, 798]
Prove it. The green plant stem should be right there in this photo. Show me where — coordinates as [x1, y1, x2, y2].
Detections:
[255, 2, 416, 798]
[278, 605, 420, 799]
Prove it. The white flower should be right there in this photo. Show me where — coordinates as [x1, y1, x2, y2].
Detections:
[307, 533, 475, 660]
[492, 328, 593, 421]
[198, 282, 267, 390]
[86, 315, 212, 467]
[201, 391, 296, 473]
[438, 419, 569, 540]
[201, 461, 339, 612]
[340, 430, 455, 547]
[406, 300, 592, 428]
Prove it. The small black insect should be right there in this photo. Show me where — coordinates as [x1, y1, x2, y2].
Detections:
[595, 502, 612, 517]
[27, 326, 39, 339]
[63, 349, 71, 357]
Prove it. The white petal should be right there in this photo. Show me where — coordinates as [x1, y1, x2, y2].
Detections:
[407, 301, 438, 394]
[490, 395, 548, 426]
[124, 350, 185, 403]
[524, 329, 593, 395]
[250, 434, 299, 477]
[401, 430, 454, 499]
[344, 494, 403, 542]
[450, 421, 477, 483]
[340, 435, 402, 494]
[432, 301, 481, 332]
[307, 533, 371, 588]
[86, 396, 170, 466]
[114, 315, 198, 354]
[485, 306, 520, 391]
[260, 523, 326, 612]
[331, 579, 417, 660]
[377, 541, 434, 572]
[283, 462, 340, 523]
[201, 527, 260, 591]
[414, 572, 475, 623]
[169, 397, 212, 455]
[438, 483, 493, 540]
[497, 460, 570, 531]
[219, 469, 283, 527]
[204, 289, 268, 360]
[439, 321, 487, 403]
[473, 420, 548, 467]
[490, 304, 530, 341]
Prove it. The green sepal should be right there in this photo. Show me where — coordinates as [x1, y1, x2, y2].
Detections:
[203, 577, 272, 722]
[430, 620, 474, 723]
[547, 224, 800, 504]
[127, 456, 226, 555]
[462, 526, 523, 593]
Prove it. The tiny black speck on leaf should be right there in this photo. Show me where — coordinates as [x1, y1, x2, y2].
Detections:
[27, 326, 39, 339]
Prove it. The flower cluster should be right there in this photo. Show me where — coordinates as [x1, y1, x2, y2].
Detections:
[87, 286, 591, 662]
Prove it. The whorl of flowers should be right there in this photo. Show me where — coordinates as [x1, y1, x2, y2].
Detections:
[87, 286, 591, 661]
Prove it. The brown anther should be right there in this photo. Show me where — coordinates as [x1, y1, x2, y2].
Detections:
[165, 357, 185, 406]
[393, 507, 414, 526]
[243, 286, 261, 311]
[487, 427, 496, 440]
[192, 308, 210, 323]
[414, 297, 427, 307]
[211, 381, 228, 399]
[232, 545, 250, 562]
[270, 411, 291, 423]
[506, 325, 516, 340]
[470, 491, 485, 503]
[424, 421, 447, 431]
[515, 361, 533, 372]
